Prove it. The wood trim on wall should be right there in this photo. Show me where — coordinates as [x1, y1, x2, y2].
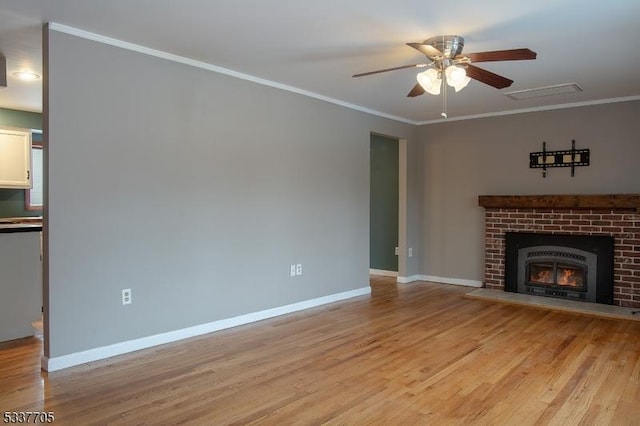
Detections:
[478, 194, 640, 212]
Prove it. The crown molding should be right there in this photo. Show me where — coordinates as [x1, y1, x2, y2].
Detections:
[416, 95, 640, 125]
[47, 23, 415, 125]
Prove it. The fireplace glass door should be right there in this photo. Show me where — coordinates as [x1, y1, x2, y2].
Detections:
[526, 260, 586, 290]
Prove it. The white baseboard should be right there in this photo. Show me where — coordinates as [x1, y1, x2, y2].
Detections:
[396, 275, 482, 287]
[419, 275, 483, 288]
[397, 275, 422, 284]
[42, 286, 371, 372]
[369, 269, 398, 277]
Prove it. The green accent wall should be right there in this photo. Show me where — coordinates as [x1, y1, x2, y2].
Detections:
[0, 108, 43, 218]
[370, 134, 399, 272]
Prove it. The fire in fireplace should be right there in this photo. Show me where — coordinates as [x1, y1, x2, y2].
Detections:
[529, 262, 584, 287]
[504, 232, 614, 304]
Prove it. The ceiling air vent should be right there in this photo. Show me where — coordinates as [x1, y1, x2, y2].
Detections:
[504, 83, 582, 100]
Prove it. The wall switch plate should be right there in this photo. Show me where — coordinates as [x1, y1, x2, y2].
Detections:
[395, 247, 399, 256]
[122, 288, 132, 305]
[290, 264, 296, 277]
[409, 248, 413, 257]
[296, 263, 302, 275]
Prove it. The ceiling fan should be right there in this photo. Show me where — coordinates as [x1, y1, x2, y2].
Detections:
[353, 35, 536, 117]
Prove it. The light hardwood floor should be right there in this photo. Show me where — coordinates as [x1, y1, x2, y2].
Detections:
[1, 276, 639, 425]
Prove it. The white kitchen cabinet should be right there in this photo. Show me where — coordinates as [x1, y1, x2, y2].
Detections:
[0, 126, 32, 189]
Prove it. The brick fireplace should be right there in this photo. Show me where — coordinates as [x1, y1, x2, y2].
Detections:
[478, 194, 640, 308]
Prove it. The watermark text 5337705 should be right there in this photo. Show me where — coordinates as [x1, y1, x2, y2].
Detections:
[3, 412, 55, 423]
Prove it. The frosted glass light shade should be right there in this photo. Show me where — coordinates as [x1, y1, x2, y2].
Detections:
[445, 65, 467, 86]
[417, 68, 441, 95]
[445, 65, 470, 91]
[452, 76, 471, 92]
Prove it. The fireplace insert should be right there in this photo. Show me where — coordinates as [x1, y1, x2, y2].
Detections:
[504, 232, 614, 304]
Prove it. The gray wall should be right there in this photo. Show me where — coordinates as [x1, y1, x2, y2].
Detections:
[403, 135, 423, 278]
[44, 29, 418, 358]
[0, 108, 42, 130]
[418, 100, 640, 282]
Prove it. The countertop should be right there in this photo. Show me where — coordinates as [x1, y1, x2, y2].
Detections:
[0, 217, 43, 233]
[0, 224, 43, 233]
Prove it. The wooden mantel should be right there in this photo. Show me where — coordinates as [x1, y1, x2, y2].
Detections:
[478, 194, 640, 212]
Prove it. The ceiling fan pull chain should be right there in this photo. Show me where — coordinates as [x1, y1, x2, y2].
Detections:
[441, 76, 448, 118]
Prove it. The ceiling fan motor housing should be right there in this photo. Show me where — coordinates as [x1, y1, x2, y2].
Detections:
[424, 35, 464, 60]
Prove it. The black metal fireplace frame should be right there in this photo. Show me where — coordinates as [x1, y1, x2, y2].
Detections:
[504, 232, 614, 305]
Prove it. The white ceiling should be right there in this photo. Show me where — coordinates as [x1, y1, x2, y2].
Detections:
[0, 0, 639, 123]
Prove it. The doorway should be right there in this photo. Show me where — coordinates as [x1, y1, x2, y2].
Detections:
[370, 134, 399, 275]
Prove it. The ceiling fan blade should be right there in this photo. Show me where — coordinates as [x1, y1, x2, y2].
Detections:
[407, 83, 425, 97]
[406, 42, 442, 59]
[352, 63, 426, 78]
[466, 64, 513, 89]
[460, 48, 537, 62]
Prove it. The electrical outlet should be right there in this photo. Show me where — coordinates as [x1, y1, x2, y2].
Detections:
[122, 288, 132, 305]
[409, 248, 413, 257]
[394, 247, 399, 256]
[290, 264, 296, 277]
[296, 263, 302, 275]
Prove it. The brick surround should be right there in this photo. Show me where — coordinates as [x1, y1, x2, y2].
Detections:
[483, 208, 640, 308]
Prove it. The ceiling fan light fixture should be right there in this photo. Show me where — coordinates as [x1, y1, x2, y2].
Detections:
[444, 65, 468, 89]
[444, 65, 465, 84]
[452, 76, 471, 92]
[417, 68, 441, 95]
[12, 71, 40, 81]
